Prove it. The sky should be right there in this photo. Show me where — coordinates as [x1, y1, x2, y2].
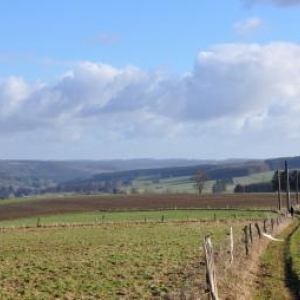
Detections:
[1, 0, 300, 160]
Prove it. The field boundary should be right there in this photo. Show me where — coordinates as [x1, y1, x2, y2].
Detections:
[194, 215, 291, 300]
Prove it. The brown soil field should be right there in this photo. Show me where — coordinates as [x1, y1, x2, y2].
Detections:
[0, 193, 280, 221]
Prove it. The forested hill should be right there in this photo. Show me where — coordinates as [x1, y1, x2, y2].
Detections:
[265, 156, 300, 170]
[0, 156, 299, 197]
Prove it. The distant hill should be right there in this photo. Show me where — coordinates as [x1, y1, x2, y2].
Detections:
[0, 155, 299, 197]
[0, 158, 218, 183]
[265, 156, 300, 170]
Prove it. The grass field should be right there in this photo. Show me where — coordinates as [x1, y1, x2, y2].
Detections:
[0, 219, 257, 300]
[233, 171, 274, 186]
[0, 209, 278, 228]
[129, 176, 215, 194]
[124, 170, 275, 194]
[0, 193, 283, 300]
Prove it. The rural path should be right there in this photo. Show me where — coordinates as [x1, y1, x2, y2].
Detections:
[253, 218, 300, 300]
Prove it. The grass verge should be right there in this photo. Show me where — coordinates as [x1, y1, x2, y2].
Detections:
[254, 219, 298, 300]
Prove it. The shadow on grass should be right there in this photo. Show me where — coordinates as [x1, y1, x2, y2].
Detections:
[284, 217, 300, 299]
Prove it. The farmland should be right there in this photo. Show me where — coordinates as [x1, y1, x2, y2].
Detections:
[0, 193, 293, 299]
[0, 209, 278, 228]
[126, 170, 275, 194]
[0, 213, 274, 300]
[0, 193, 279, 221]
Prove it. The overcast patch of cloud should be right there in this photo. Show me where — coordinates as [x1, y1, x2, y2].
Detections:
[2, 42, 300, 149]
[233, 17, 263, 36]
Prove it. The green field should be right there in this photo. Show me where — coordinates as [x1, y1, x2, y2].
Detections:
[127, 176, 216, 194]
[233, 171, 274, 186]
[0, 219, 252, 299]
[123, 170, 275, 194]
[0, 209, 278, 228]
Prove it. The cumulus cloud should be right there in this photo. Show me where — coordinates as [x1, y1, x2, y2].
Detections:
[234, 18, 263, 36]
[244, 0, 300, 7]
[2, 42, 300, 158]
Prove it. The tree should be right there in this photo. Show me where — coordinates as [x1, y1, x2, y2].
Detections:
[193, 170, 209, 195]
[234, 184, 244, 193]
[212, 180, 226, 194]
[272, 170, 300, 192]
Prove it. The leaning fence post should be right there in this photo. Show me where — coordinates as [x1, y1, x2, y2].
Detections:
[255, 223, 261, 239]
[204, 235, 219, 300]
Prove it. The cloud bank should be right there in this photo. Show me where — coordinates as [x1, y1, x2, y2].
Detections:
[1, 42, 300, 158]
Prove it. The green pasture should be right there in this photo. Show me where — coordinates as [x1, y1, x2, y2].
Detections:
[0, 209, 278, 228]
[126, 170, 275, 194]
[233, 171, 274, 186]
[0, 220, 251, 299]
[128, 176, 215, 194]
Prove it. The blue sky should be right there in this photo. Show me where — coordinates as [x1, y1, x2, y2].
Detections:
[1, 0, 300, 160]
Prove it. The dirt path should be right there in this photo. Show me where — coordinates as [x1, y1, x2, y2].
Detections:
[253, 219, 300, 300]
[217, 218, 292, 300]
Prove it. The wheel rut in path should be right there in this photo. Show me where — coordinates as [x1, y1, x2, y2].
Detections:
[284, 219, 300, 300]
[255, 219, 300, 300]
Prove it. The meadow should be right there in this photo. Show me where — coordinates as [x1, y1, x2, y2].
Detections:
[0, 194, 284, 299]
[124, 171, 275, 194]
[0, 219, 258, 300]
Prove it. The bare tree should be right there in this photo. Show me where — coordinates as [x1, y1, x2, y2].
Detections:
[193, 170, 208, 195]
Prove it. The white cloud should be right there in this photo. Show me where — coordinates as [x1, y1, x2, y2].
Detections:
[2, 42, 300, 158]
[234, 18, 263, 36]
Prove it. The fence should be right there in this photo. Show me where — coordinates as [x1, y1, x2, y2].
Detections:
[174, 214, 288, 300]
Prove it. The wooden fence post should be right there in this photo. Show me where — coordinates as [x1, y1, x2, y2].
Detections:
[249, 223, 253, 244]
[243, 226, 249, 256]
[263, 218, 267, 233]
[277, 170, 281, 210]
[271, 218, 274, 232]
[230, 227, 234, 264]
[204, 236, 219, 300]
[37, 217, 42, 228]
[255, 223, 261, 239]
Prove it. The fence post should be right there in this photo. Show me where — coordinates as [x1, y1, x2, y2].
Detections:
[230, 227, 234, 264]
[249, 223, 253, 244]
[263, 218, 267, 233]
[255, 223, 261, 239]
[277, 170, 281, 210]
[243, 226, 249, 256]
[271, 218, 274, 232]
[204, 236, 219, 300]
[37, 217, 42, 228]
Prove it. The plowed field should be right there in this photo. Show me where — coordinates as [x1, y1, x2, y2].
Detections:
[0, 193, 279, 221]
